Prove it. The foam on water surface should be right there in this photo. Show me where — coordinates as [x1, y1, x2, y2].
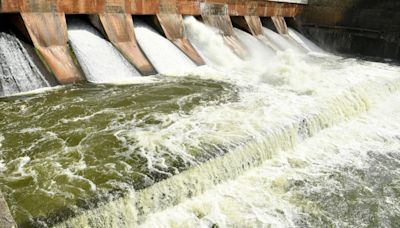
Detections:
[141, 90, 400, 227]
[0, 15, 400, 228]
[53, 19, 400, 228]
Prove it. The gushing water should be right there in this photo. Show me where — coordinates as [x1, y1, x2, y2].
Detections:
[262, 27, 304, 52]
[134, 19, 197, 74]
[1, 15, 400, 228]
[0, 32, 51, 97]
[288, 28, 325, 53]
[68, 19, 141, 83]
[184, 16, 242, 68]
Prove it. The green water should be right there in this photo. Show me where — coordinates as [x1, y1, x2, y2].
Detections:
[0, 77, 237, 226]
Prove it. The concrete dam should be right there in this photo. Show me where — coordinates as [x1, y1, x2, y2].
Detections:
[0, 0, 400, 227]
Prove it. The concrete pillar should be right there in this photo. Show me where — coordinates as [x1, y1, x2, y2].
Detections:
[232, 15, 279, 51]
[0, 192, 16, 228]
[271, 16, 288, 35]
[200, 3, 248, 59]
[21, 12, 84, 84]
[156, 0, 205, 65]
[98, 0, 156, 75]
[232, 16, 263, 36]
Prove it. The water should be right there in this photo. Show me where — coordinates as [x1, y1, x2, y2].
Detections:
[141, 91, 400, 228]
[184, 16, 242, 68]
[288, 28, 325, 53]
[134, 19, 197, 75]
[0, 78, 237, 226]
[68, 19, 141, 83]
[1, 16, 400, 228]
[0, 32, 52, 97]
[263, 27, 304, 53]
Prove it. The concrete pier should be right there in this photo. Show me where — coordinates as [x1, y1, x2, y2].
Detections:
[0, 1, 307, 16]
[201, 3, 248, 58]
[99, 13, 156, 75]
[21, 12, 84, 84]
[232, 16, 263, 36]
[271, 16, 288, 34]
[0, 0, 307, 82]
[157, 13, 206, 65]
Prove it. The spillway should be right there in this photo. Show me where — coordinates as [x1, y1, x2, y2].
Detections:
[134, 19, 197, 75]
[288, 28, 325, 53]
[184, 16, 242, 68]
[0, 32, 52, 97]
[0, 3, 400, 228]
[68, 19, 142, 83]
[262, 27, 305, 53]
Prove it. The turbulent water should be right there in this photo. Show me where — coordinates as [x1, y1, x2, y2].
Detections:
[288, 28, 325, 53]
[0, 16, 400, 228]
[0, 32, 51, 97]
[68, 19, 142, 83]
[141, 91, 400, 228]
[0, 78, 237, 226]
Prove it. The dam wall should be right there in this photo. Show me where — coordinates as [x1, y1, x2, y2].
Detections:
[297, 0, 400, 60]
[0, 0, 306, 84]
[0, 0, 305, 16]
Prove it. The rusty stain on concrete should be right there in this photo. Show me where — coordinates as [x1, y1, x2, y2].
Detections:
[157, 13, 205, 65]
[201, 3, 248, 58]
[271, 15, 288, 34]
[21, 12, 84, 84]
[0, 0, 305, 17]
[232, 15, 264, 36]
[99, 12, 156, 75]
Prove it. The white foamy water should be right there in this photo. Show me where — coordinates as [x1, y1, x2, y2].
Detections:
[184, 16, 242, 68]
[234, 28, 276, 65]
[68, 19, 142, 83]
[1, 14, 399, 228]
[140, 90, 400, 228]
[0, 133, 4, 149]
[0, 32, 51, 97]
[106, 18, 400, 181]
[55, 16, 400, 228]
[134, 19, 197, 75]
[262, 27, 304, 53]
[288, 28, 325, 53]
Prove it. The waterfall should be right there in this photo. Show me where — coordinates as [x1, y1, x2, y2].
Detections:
[134, 19, 197, 75]
[288, 28, 325, 53]
[233, 28, 276, 64]
[262, 27, 304, 52]
[68, 19, 141, 83]
[0, 32, 51, 97]
[184, 16, 242, 68]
